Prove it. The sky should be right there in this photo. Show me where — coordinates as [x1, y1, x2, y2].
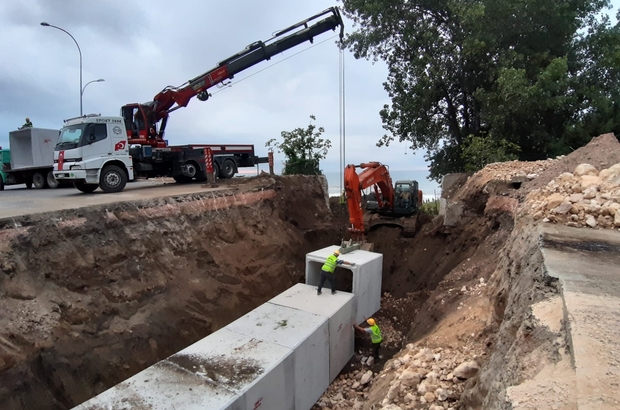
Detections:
[1, 0, 619, 178]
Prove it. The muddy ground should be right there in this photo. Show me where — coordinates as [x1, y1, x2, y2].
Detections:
[1, 133, 619, 410]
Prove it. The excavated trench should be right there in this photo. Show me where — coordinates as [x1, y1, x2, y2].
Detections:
[0, 175, 342, 410]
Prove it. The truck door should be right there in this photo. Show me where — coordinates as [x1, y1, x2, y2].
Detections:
[80, 123, 111, 170]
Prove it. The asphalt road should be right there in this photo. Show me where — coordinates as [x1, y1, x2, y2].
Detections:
[0, 180, 228, 219]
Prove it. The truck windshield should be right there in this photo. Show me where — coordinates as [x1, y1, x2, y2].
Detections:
[56, 125, 84, 150]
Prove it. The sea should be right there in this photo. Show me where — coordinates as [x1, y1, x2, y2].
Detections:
[243, 167, 442, 201]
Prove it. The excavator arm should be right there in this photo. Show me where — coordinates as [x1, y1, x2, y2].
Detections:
[122, 7, 344, 147]
[344, 162, 395, 239]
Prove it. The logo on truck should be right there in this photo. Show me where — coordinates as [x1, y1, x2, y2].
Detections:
[112, 126, 122, 135]
[114, 141, 127, 151]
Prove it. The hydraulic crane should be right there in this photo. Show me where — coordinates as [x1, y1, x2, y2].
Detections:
[121, 7, 344, 148]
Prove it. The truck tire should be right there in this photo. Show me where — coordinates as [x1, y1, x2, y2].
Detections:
[0, 176, 4, 191]
[47, 170, 59, 189]
[100, 165, 127, 193]
[25, 179, 32, 189]
[32, 172, 47, 189]
[219, 159, 236, 179]
[74, 182, 98, 193]
[184, 161, 199, 180]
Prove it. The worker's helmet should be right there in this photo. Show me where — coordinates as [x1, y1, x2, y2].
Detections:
[367, 318, 376, 326]
[333, 250, 340, 256]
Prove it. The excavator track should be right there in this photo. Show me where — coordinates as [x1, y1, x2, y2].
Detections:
[363, 212, 420, 237]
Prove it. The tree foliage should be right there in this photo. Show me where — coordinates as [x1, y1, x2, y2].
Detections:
[461, 134, 520, 172]
[339, 0, 620, 180]
[266, 115, 331, 175]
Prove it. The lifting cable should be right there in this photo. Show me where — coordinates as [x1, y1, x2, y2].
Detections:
[339, 46, 346, 198]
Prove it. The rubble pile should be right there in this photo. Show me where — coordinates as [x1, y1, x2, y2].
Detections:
[481, 158, 558, 181]
[315, 344, 485, 410]
[521, 163, 620, 229]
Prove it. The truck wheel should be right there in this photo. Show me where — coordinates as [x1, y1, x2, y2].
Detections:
[47, 171, 59, 189]
[74, 182, 98, 193]
[220, 159, 236, 179]
[0, 177, 4, 191]
[100, 165, 127, 193]
[25, 180, 32, 189]
[184, 161, 199, 180]
[32, 172, 47, 189]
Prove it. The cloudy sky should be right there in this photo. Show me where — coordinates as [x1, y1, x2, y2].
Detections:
[1, 0, 618, 180]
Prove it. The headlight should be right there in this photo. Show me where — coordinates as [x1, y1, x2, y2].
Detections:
[70, 165, 83, 170]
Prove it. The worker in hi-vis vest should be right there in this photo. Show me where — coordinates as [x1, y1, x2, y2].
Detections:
[317, 249, 355, 295]
[354, 318, 383, 360]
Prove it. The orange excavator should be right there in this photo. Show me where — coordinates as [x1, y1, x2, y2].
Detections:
[343, 162, 423, 247]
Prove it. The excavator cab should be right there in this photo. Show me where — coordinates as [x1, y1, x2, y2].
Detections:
[393, 180, 419, 215]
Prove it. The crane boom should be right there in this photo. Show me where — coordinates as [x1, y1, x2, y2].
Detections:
[121, 7, 344, 147]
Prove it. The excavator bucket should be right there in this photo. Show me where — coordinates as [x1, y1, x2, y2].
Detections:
[363, 212, 420, 237]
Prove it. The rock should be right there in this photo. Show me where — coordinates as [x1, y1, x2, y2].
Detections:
[526, 173, 538, 180]
[599, 163, 620, 185]
[360, 370, 373, 385]
[387, 382, 400, 400]
[403, 393, 415, 403]
[367, 356, 375, 366]
[546, 193, 565, 209]
[569, 193, 584, 203]
[615, 212, 620, 228]
[586, 215, 598, 228]
[425, 370, 439, 384]
[574, 163, 599, 177]
[381, 405, 403, 410]
[435, 387, 448, 401]
[453, 361, 479, 379]
[423, 392, 436, 403]
[581, 175, 602, 189]
[553, 202, 572, 215]
[399, 369, 421, 387]
[583, 187, 598, 200]
[352, 381, 360, 389]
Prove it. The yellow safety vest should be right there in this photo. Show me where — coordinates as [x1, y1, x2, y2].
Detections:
[370, 324, 382, 344]
[322, 255, 338, 273]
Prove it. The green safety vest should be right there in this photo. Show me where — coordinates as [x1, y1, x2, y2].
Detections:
[370, 324, 382, 344]
[322, 254, 338, 273]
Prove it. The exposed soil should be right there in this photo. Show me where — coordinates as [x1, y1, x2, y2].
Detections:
[1, 132, 619, 410]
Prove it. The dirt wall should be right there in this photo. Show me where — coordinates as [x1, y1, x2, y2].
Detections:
[0, 175, 339, 410]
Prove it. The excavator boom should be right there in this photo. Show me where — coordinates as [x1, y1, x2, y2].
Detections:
[121, 7, 344, 147]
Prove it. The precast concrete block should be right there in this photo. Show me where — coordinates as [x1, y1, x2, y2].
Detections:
[74, 327, 294, 410]
[269, 283, 355, 382]
[306, 245, 383, 323]
[227, 302, 329, 410]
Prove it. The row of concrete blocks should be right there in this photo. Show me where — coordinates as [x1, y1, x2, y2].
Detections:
[74, 246, 383, 410]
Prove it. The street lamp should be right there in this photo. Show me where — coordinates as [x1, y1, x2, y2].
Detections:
[40, 22, 83, 115]
[82, 78, 105, 97]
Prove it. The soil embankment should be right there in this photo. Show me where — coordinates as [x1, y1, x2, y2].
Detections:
[0, 175, 339, 410]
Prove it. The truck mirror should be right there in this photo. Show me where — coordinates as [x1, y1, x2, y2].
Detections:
[89, 134, 96, 143]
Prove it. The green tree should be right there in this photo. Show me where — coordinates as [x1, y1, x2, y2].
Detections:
[339, 0, 620, 180]
[461, 134, 520, 172]
[266, 115, 331, 175]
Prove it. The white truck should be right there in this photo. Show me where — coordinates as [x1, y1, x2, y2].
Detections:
[52, 115, 268, 193]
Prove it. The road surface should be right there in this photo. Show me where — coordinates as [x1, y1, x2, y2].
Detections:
[0, 180, 229, 219]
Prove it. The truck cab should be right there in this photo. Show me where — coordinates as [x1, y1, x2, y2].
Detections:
[53, 115, 134, 193]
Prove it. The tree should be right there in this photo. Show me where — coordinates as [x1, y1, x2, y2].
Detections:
[461, 134, 520, 172]
[266, 115, 331, 175]
[340, 0, 620, 180]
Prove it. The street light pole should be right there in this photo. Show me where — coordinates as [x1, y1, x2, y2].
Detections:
[81, 79, 105, 112]
[40, 22, 83, 116]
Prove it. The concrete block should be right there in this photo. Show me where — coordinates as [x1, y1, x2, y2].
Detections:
[444, 201, 465, 227]
[305, 246, 382, 323]
[9, 128, 58, 170]
[269, 283, 355, 382]
[74, 327, 294, 410]
[227, 302, 329, 410]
